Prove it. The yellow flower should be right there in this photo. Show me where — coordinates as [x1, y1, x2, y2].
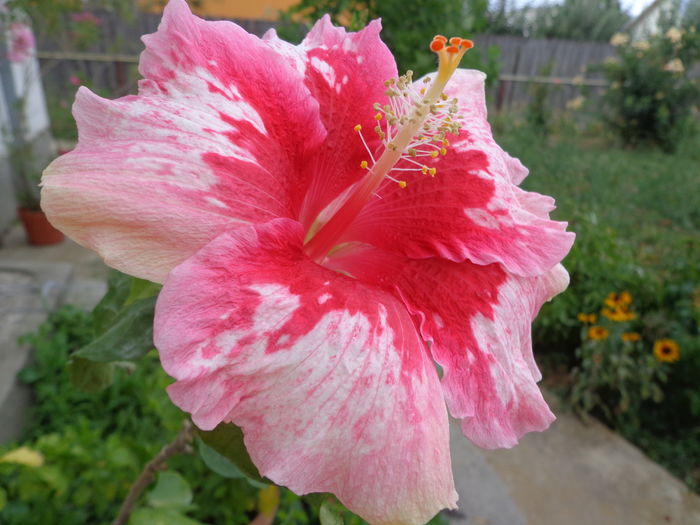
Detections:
[633, 40, 650, 52]
[653, 339, 680, 363]
[610, 33, 629, 47]
[577, 313, 597, 323]
[566, 96, 585, 111]
[588, 326, 609, 340]
[621, 332, 641, 342]
[665, 27, 684, 44]
[0, 447, 44, 467]
[604, 291, 632, 308]
[601, 305, 636, 322]
[663, 58, 684, 74]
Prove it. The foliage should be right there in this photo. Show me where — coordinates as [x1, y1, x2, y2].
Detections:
[524, 63, 555, 134]
[487, 0, 628, 42]
[599, 27, 700, 151]
[570, 293, 668, 422]
[278, 0, 500, 83]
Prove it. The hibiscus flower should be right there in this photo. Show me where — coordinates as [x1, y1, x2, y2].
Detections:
[41, 0, 574, 523]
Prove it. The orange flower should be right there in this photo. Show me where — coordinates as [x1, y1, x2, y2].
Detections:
[588, 326, 609, 340]
[601, 305, 636, 322]
[604, 291, 632, 308]
[577, 313, 597, 323]
[653, 339, 680, 363]
[621, 332, 641, 342]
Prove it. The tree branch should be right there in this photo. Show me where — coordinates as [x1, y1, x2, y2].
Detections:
[112, 420, 194, 525]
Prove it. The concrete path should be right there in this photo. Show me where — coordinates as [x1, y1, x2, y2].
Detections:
[0, 226, 107, 442]
[1, 225, 699, 524]
[448, 393, 700, 525]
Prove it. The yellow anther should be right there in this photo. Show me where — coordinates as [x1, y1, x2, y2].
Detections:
[420, 88, 426, 95]
[440, 147, 447, 155]
[430, 150, 439, 158]
[441, 93, 448, 101]
[398, 180, 407, 188]
[428, 167, 437, 177]
[375, 112, 383, 120]
[421, 166, 428, 174]
[354, 124, 362, 132]
[388, 142, 397, 151]
[442, 139, 450, 146]
[360, 160, 368, 169]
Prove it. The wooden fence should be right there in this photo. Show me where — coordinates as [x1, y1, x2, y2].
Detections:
[35, 10, 618, 114]
[472, 34, 614, 111]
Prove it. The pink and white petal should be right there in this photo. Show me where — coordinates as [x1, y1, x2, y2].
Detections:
[330, 244, 567, 450]
[295, 16, 399, 230]
[154, 219, 457, 525]
[394, 258, 568, 449]
[42, 0, 326, 283]
[343, 69, 574, 277]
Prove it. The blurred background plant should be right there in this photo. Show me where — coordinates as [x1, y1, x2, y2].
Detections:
[598, 25, 700, 151]
[570, 292, 668, 423]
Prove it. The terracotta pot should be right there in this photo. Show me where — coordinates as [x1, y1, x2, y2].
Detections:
[17, 207, 64, 246]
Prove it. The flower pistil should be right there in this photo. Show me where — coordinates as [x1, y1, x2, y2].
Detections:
[304, 35, 473, 261]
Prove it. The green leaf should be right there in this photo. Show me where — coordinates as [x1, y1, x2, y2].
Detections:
[68, 357, 114, 393]
[92, 271, 132, 333]
[197, 423, 266, 485]
[146, 471, 192, 510]
[197, 439, 245, 479]
[125, 278, 162, 307]
[75, 296, 156, 362]
[129, 507, 204, 525]
[0, 487, 7, 511]
[319, 500, 344, 525]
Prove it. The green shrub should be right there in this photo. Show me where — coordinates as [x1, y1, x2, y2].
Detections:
[599, 28, 700, 151]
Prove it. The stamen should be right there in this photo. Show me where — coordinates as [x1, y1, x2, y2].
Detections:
[304, 35, 472, 261]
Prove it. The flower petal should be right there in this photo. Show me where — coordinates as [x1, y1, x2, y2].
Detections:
[344, 69, 574, 277]
[154, 218, 457, 524]
[397, 259, 568, 449]
[41, 0, 326, 283]
[327, 245, 567, 449]
[265, 17, 398, 231]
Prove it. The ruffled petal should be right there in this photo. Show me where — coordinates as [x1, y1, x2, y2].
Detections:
[396, 259, 568, 449]
[41, 0, 326, 283]
[327, 244, 568, 450]
[266, 17, 398, 231]
[154, 218, 457, 525]
[344, 69, 574, 277]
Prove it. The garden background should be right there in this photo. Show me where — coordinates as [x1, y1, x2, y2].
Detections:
[0, 0, 699, 524]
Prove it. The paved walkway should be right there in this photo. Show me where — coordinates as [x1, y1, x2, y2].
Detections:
[1, 225, 699, 525]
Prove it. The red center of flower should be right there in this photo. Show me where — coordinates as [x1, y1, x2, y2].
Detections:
[303, 36, 473, 263]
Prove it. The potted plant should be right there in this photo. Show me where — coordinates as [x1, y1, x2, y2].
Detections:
[11, 134, 64, 246]
[1, 9, 63, 245]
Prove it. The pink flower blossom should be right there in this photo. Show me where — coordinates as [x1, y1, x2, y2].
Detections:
[68, 75, 82, 86]
[7, 22, 34, 63]
[41, 0, 574, 522]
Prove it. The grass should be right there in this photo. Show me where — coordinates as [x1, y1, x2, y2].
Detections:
[494, 119, 700, 253]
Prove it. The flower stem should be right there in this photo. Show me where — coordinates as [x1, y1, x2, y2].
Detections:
[111, 420, 194, 525]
